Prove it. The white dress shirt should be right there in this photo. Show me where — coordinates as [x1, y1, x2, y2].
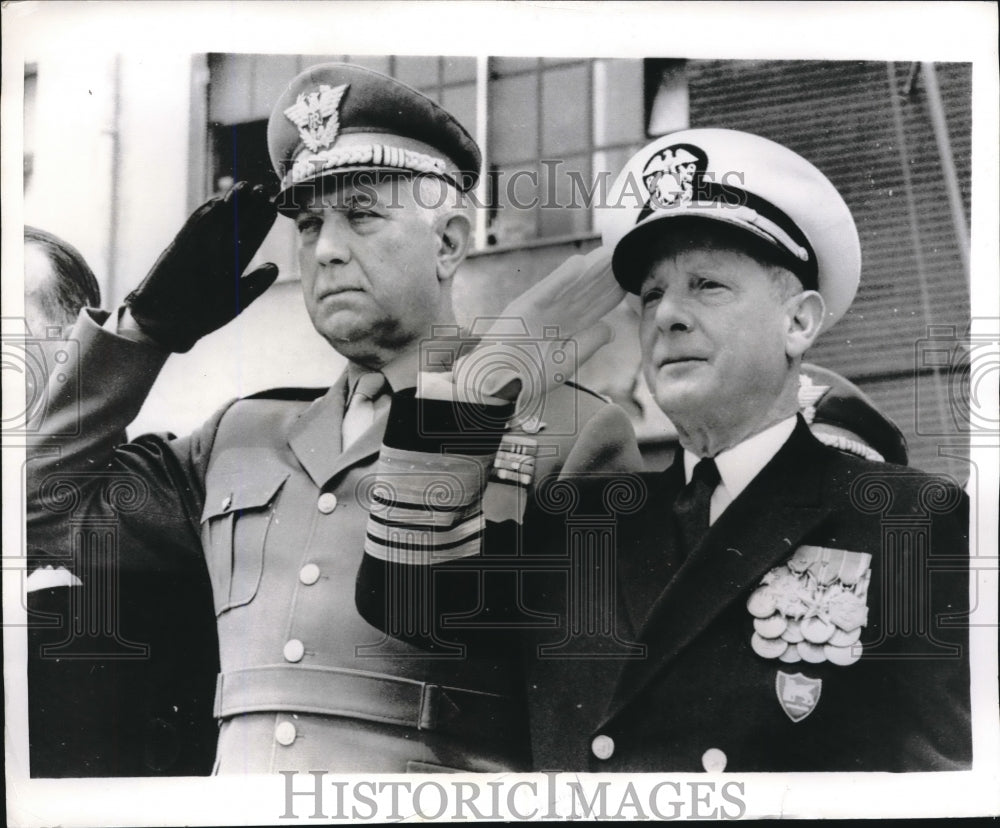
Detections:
[683, 415, 797, 525]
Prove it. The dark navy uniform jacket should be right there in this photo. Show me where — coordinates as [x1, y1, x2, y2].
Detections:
[357, 394, 972, 772]
[26, 309, 641, 774]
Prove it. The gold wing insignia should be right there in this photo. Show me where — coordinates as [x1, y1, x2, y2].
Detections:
[284, 83, 349, 153]
[313, 83, 347, 150]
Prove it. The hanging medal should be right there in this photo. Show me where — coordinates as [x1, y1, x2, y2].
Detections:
[747, 545, 871, 666]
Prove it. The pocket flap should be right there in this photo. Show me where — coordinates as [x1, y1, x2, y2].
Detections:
[201, 471, 290, 522]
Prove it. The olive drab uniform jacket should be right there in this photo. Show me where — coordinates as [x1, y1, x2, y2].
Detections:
[356, 393, 973, 772]
[25, 309, 641, 774]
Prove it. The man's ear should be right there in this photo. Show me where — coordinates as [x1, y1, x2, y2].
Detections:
[785, 290, 826, 358]
[433, 212, 472, 282]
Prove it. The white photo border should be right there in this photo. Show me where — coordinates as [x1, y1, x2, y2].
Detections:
[3, 2, 998, 824]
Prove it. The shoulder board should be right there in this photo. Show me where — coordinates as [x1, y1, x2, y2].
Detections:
[563, 379, 612, 404]
[242, 386, 329, 402]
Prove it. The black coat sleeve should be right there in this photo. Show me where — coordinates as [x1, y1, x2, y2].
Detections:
[355, 388, 559, 655]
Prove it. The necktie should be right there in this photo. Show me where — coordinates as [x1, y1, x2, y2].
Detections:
[672, 457, 721, 556]
[342, 372, 388, 449]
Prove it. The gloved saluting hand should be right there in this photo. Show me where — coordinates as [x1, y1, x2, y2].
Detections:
[125, 181, 279, 352]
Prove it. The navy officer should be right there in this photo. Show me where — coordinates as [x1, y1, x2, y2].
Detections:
[25, 63, 641, 774]
[357, 129, 972, 771]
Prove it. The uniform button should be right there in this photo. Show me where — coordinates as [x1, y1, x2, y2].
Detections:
[591, 734, 615, 760]
[275, 721, 296, 746]
[299, 564, 320, 585]
[317, 493, 338, 514]
[702, 747, 727, 773]
[221, 495, 232, 511]
[283, 639, 305, 663]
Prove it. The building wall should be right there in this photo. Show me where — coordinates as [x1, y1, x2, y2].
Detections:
[24, 52, 118, 288]
[24, 52, 195, 307]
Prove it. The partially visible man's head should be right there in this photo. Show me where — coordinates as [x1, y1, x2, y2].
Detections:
[24, 226, 101, 336]
[267, 62, 480, 367]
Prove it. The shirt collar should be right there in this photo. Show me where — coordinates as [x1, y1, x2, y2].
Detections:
[683, 415, 797, 500]
[345, 344, 421, 398]
[347, 324, 476, 397]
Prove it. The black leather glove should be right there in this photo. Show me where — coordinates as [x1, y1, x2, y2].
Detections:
[125, 182, 279, 353]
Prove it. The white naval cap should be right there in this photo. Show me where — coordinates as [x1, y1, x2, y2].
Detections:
[597, 128, 861, 331]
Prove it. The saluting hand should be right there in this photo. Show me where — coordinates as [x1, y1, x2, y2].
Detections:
[491, 246, 625, 344]
[124, 182, 279, 353]
[453, 246, 625, 404]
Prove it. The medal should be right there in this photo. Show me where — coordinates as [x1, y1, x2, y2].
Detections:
[797, 641, 827, 663]
[754, 614, 787, 638]
[801, 617, 835, 644]
[824, 643, 862, 666]
[746, 545, 871, 666]
[747, 588, 777, 618]
[781, 619, 804, 643]
[826, 590, 868, 631]
[828, 626, 861, 647]
[751, 633, 788, 659]
[778, 646, 803, 664]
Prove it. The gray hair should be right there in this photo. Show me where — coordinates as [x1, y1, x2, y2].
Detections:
[24, 226, 101, 325]
[415, 174, 472, 227]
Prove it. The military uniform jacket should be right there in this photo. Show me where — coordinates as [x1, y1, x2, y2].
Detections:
[357, 398, 972, 773]
[26, 309, 641, 774]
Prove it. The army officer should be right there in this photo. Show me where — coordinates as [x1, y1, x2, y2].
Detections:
[26, 63, 641, 774]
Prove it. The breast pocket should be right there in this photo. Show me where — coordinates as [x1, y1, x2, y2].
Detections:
[201, 471, 290, 615]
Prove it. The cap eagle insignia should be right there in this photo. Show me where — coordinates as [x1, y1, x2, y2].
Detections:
[642, 145, 702, 208]
[284, 83, 349, 153]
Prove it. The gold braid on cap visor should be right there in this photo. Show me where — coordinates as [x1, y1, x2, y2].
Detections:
[631, 179, 820, 291]
[720, 204, 810, 264]
[283, 144, 452, 189]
